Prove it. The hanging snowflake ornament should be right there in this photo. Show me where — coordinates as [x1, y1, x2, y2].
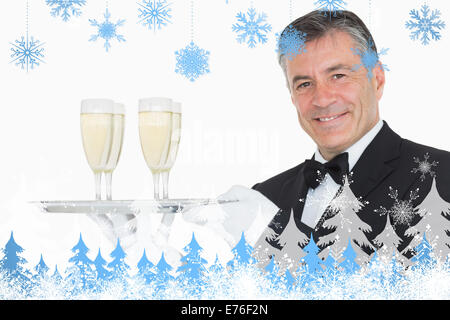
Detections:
[175, 41, 210, 82]
[411, 152, 438, 182]
[276, 24, 307, 61]
[46, 0, 86, 22]
[375, 187, 420, 227]
[10, 35, 45, 72]
[10, 2, 45, 72]
[351, 38, 389, 79]
[137, 0, 172, 32]
[232, 7, 272, 48]
[314, 0, 347, 17]
[89, 8, 126, 52]
[405, 4, 446, 46]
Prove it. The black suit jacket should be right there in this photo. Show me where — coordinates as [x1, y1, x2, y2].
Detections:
[252, 121, 450, 259]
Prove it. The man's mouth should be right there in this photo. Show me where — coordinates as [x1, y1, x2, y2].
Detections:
[315, 112, 348, 122]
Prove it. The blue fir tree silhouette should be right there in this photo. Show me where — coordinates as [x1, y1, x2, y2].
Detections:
[227, 232, 255, 269]
[177, 233, 208, 280]
[177, 233, 208, 295]
[93, 248, 111, 284]
[388, 252, 405, 286]
[65, 233, 95, 293]
[108, 239, 130, 284]
[299, 234, 324, 286]
[208, 254, 224, 274]
[339, 239, 360, 274]
[32, 254, 49, 280]
[136, 249, 156, 284]
[264, 256, 281, 283]
[302, 234, 324, 274]
[0, 231, 32, 292]
[366, 250, 387, 285]
[52, 265, 63, 284]
[410, 233, 436, 270]
[154, 252, 174, 291]
[284, 269, 296, 290]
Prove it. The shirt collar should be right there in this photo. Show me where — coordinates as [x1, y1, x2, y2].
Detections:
[314, 119, 383, 171]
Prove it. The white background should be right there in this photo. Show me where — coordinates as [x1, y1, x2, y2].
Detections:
[0, 0, 449, 271]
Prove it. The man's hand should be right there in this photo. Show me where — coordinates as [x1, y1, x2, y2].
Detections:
[182, 185, 279, 248]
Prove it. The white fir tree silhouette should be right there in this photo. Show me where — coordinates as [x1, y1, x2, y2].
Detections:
[403, 178, 450, 262]
[317, 177, 375, 265]
[373, 213, 403, 260]
[274, 209, 309, 275]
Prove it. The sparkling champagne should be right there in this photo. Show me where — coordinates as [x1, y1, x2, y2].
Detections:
[139, 111, 172, 173]
[80, 113, 114, 173]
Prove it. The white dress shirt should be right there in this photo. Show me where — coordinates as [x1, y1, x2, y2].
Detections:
[300, 120, 384, 228]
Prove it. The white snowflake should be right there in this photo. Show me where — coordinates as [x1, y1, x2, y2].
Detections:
[175, 41, 210, 82]
[89, 8, 126, 52]
[46, 0, 86, 22]
[405, 4, 446, 46]
[232, 7, 272, 48]
[411, 152, 438, 182]
[10, 34, 45, 72]
[137, 0, 172, 32]
[375, 187, 420, 227]
[314, 0, 347, 17]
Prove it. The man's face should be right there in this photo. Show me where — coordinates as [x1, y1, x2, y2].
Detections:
[285, 30, 385, 160]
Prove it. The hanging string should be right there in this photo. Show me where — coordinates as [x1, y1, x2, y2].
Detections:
[190, 0, 194, 41]
[26, 0, 29, 40]
[289, 0, 293, 21]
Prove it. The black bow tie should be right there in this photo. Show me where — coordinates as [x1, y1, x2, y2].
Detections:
[303, 152, 349, 189]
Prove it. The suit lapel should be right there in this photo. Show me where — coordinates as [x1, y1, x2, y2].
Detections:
[350, 121, 402, 199]
[278, 158, 314, 235]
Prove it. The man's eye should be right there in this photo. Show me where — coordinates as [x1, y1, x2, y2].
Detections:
[297, 82, 311, 89]
[333, 74, 345, 79]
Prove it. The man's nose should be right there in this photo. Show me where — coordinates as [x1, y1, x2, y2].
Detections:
[311, 82, 336, 108]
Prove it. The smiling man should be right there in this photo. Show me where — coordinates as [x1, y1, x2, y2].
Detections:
[251, 10, 450, 266]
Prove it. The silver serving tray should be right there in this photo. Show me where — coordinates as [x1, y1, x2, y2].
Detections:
[31, 198, 238, 214]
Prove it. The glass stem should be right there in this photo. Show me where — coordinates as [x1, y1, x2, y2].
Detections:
[94, 172, 102, 200]
[152, 172, 160, 200]
[105, 171, 112, 200]
[161, 170, 170, 199]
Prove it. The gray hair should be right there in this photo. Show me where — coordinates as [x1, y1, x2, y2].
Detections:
[278, 10, 377, 83]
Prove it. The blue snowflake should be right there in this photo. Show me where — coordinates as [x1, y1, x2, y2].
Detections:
[232, 7, 272, 48]
[314, 0, 347, 17]
[89, 8, 126, 52]
[175, 41, 210, 82]
[351, 38, 389, 79]
[276, 24, 307, 61]
[137, 0, 172, 32]
[405, 4, 446, 46]
[10, 34, 45, 72]
[46, 0, 86, 22]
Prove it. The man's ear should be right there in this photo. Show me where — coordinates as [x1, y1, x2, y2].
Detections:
[373, 62, 386, 101]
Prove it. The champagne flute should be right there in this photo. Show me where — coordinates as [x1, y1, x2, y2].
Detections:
[161, 101, 182, 199]
[104, 102, 125, 200]
[138, 97, 173, 200]
[158, 101, 182, 239]
[80, 99, 114, 200]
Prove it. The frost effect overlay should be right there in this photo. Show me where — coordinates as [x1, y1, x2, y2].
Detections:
[1, 230, 450, 299]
